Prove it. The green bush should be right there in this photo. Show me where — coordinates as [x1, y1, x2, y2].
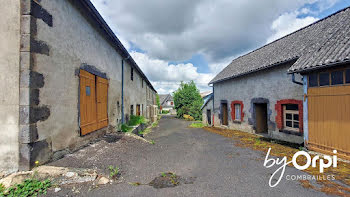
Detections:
[161, 110, 169, 114]
[0, 179, 51, 197]
[173, 81, 203, 120]
[121, 124, 132, 132]
[128, 115, 146, 126]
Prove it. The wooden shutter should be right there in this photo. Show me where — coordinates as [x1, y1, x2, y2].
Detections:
[96, 76, 109, 130]
[80, 70, 97, 135]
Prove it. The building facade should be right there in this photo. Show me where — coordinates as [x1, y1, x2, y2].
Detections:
[208, 7, 350, 160]
[0, 0, 157, 173]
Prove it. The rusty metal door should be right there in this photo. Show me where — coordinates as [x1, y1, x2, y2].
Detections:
[308, 86, 350, 160]
[96, 77, 109, 130]
[80, 70, 97, 135]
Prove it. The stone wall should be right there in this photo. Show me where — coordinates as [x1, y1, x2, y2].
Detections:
[212, 62, 304, 144]
[0, 0, 21, 173]
[16, 0, 155, 170]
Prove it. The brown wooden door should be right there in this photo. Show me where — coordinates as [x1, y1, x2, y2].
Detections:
[222, 103, 228, 125]
[80, 70, 97, 135]
[255, 104, 268, 133]
[136, 105, 140, 116]
[96, 77, 109, 130]
[308, 86, 350, 160]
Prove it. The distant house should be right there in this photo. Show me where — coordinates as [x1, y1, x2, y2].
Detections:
[208, 7, 350, 159]
[159, 94, 175, 112]
[201, 93, 213, 126]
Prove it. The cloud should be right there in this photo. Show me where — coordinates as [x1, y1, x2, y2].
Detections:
[266, 11, 319, 43]
[91, 0, 333, 63]
[130, 51, 214, 93]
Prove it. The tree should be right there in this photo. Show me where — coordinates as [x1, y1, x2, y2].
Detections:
[173, 81, 203, 120]
[156, 94, 160, 109]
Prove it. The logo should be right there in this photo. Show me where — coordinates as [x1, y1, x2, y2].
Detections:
[263, 148, 337, 187]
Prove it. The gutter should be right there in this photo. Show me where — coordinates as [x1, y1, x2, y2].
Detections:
[291, 73, 303, 85]
[121, 56, 130, 124]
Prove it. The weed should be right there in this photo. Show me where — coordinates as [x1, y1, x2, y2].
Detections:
[0, 179, 51, 197]
[108, 165, 119, 179]
[121, 124, 132, 132]
[150, 140, 155, 145]
[254, 138, 261, 145]
[128, 115, 147, 126]
[151, 121, 158, 128]
[189, 122, 206, 128]
[161, 172, 167, 177]
[161, 110, 169, 114]
[299, 146, 304, 151]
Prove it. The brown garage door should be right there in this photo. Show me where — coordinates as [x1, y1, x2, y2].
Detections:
[80, 70, 108, 135]
[308, 85, 350, 160]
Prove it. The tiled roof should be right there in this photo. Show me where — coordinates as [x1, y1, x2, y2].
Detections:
[210, 7, 350, 84]
[159, 94, 173, 106]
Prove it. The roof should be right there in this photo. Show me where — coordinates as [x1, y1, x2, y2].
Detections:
[210, 6, 350, 84]
[200, 91, 212, 98]
[74, 0, 156, 92]
[159, 94, 173, 106]
[201, 93, 213, 110]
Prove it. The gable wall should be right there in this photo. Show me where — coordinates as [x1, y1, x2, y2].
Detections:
[213, 62, 304, 143]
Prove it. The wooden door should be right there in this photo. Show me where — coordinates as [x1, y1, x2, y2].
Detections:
[255, 104, 268, 133]
[308, 86, 350, 160]
[80, 70, 97, 135]
[136, 105, 141, 116]
[222, 103, 228, 125]
[96, 77, 109, 130]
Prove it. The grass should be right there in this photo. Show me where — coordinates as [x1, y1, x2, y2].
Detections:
[0, 179, 51, 197]
[121, 124, 133, 132]
[189, 122, 206, 128]
[203, 127, 350, 196]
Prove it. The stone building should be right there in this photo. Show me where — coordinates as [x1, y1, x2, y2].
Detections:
[208, 6, 350, 155]
[0, 0, 157, 173]
[159, 94, 175, 113]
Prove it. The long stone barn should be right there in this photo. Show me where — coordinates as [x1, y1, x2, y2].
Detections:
[0, 0, 158, 173]
[206, 7, 350, 160]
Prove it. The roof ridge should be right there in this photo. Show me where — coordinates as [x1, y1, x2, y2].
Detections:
[226, 6, 350, 66]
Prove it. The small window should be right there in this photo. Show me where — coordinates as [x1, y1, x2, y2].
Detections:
[131, 68, 134, 81]
[331, 71, 344, 85]
[283, 104, 299, 132]
[130, 105, 134, 115]
[171, 101, 174, 105]
[319, 72, 330, 86]
[346, 69, 350, 84]
[234, 104, 241, 121]
[309, 73, 318, 87]
[85, 86, 91, 96]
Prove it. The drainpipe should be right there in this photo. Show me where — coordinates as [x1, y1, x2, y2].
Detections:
[121, 56, 130, 124]
[291, 73, 303, 85]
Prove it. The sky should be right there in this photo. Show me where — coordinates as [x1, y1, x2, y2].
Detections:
[91, 0, 350, 94]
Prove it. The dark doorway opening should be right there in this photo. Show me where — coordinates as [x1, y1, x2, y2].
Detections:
[207, 109, 212, 125]
[255, 103, 268, 133]
[221, 102, 228, 125]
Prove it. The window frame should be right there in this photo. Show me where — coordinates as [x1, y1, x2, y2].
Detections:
[234, 104, 241, 121]
[283, 105, 299, 132]
[308, 67, 350, 88]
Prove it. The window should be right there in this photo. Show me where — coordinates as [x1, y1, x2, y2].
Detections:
[319, 72, 329, 86]
[171, 101, 174, 105]
[283, 104, 299, 132]
[331, 71, 344, 85]
[309, 73, 318, 87]
[346, 69, 350, 84]
[131, 68, 134, 81]
[130, 105, 134, 115]
[234, 104, 241, 121]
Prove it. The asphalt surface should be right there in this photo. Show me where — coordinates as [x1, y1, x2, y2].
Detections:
[47, 115, 329, 197]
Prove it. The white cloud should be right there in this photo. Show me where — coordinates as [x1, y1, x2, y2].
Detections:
[131, 51, 214, 94]
[266, 11, 319, 43]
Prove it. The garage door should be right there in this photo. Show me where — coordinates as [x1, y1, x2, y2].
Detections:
[308, 85, 350, 160]
[80, 70, 108, 135]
